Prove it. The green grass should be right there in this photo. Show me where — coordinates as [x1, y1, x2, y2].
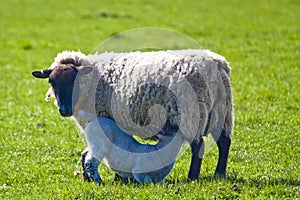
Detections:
[0, 0, 299, 199]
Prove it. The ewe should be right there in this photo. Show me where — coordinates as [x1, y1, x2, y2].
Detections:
[32, 49, 233, 181]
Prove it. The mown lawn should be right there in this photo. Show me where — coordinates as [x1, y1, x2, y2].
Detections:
[0, 0, 299, 199]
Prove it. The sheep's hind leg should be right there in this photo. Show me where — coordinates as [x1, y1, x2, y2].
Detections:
[81, 149, 102, 184]
[214, 127, 231, 178]
[188, 138, 204, 181]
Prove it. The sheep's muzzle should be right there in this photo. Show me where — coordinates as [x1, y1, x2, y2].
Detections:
[59, 105, 73, 117]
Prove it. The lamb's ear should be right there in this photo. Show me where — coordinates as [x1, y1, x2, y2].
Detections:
[32, 69, 52, 79]
[77, 66, 93, 75]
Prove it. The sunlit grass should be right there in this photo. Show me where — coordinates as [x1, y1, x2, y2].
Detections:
[0, 0, 299, 199]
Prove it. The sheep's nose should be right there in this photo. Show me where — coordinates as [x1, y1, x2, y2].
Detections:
[59, 105, 73, 117]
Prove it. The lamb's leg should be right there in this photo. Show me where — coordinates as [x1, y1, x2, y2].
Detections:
[188, 138, 204, 181]
[214, 127, 231, 177]
[81, 149, 89, 181]
[81, 149, 102, 184]
[114, 174, 135, 184]
[114, 173, 123, 181]
[114, 173, 130, 183]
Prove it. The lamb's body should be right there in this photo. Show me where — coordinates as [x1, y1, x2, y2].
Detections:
[80, 111, 185, 183]
[33, 49, 233, 181]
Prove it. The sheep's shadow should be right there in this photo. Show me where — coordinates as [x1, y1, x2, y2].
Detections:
[163, 174, 300, 188]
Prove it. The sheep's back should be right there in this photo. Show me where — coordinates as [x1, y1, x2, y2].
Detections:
[89, 50, 230, 139]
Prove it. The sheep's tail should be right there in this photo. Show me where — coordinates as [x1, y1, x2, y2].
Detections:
[78, 110, 96, 122]
[220, 64, 234, 138]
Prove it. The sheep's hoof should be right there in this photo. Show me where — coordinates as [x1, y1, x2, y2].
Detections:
[82, 170, 102, 184]
[188, 171, 200, 181]
[188, 175, 200, 182]
[214, 172, 226, 179]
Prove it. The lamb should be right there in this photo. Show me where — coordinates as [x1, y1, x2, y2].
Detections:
[32, 49, 233, 181]
[78, 110, 185, 184]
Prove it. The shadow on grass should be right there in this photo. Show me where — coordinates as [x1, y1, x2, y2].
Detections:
[225, 176, 300, 188]
[163, 174, 300, 188]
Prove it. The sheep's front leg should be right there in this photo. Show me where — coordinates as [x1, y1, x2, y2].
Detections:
[188, 138, 204, 181]
[214, 128, 231, 177]
[81, 149, 102, 184]
[81, 149, 91, 181]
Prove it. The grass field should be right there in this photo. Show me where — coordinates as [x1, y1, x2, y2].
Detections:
[0, 0, 299, 199]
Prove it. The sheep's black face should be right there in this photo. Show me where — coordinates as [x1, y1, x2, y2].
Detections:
[49, 65, 78, 117]
[32, 65, 92, 117]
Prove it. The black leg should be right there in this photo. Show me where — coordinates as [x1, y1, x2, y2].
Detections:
[215, 128, 231, 177]
[81, 149, 89, 181]
[114, 174, 137, 184]
[188, 138, 204, 181]
[114, 173, 123, 181]
[81, 149, 102, 184]
[84, 157, 102, 184]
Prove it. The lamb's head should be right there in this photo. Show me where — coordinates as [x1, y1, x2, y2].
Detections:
[32, 51, 92, 117]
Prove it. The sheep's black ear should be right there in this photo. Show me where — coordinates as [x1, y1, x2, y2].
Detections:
[77, 66, 93, 75]
[31, 69, 52, 79]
